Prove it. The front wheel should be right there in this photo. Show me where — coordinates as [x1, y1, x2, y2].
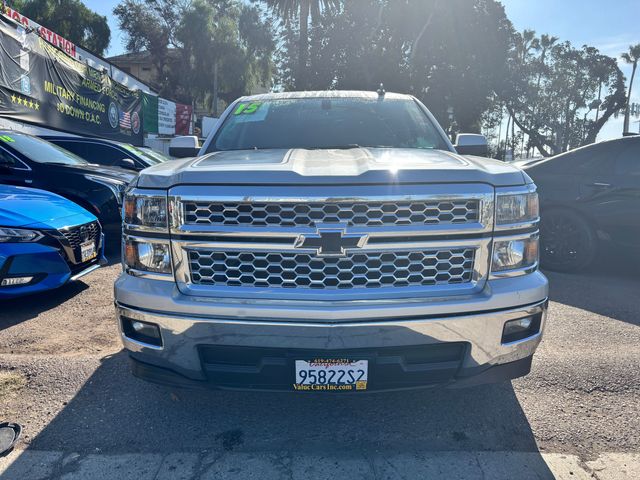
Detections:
[540, 208, 597, 272]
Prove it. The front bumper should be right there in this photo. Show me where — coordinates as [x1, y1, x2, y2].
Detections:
[0, 236, 106, 299]
[115, 271, 548, 391]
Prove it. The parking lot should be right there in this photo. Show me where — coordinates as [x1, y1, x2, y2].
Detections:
[0, 253, 638, 479]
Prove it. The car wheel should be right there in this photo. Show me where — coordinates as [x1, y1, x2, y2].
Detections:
[540, 208, 597, 272]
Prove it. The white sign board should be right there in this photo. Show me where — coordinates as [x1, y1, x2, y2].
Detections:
[158, 98, 176, 135]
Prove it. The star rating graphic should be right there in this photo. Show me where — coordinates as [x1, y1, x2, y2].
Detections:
[10, 93, 39, 111]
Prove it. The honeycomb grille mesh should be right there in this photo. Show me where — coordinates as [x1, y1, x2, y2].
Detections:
[183, 199, 480, 227]
[188, 248, 475, 289]
[60, 221, 100, 248]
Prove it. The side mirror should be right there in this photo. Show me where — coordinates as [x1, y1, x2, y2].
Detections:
[169, 136, 200, 158]
[119, 158, 137, 170]
[454, 134, 488, 157]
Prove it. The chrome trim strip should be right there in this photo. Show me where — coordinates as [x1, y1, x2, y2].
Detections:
[0, 145, 31, 171]
[124, 268, 174, 282]
[116, 299, 548, 328]
[494, 218, 540, 232]
[70, 263, 101, 281]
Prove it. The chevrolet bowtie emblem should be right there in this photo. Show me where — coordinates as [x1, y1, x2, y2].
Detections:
[294, 228, 368, 257]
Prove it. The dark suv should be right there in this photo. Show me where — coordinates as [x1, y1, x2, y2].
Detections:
[522, 136, 640, 271]
[0, 131, 135, 250]
[41, 136, 169, 171]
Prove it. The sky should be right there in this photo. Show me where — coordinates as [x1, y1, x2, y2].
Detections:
[501, 0, 640, 139]
[88, 0, 639, 139]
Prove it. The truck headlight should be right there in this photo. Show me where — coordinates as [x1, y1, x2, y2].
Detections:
[124, 238, 172, 274]
[491, 234, 539, 274]
[0, 227, 42, 243]
[124, 190, 168, 231]
[495, 187, 539, 227]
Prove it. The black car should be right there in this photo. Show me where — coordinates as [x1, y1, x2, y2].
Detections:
[41, 136, 170, 171]
[0, 131, 136, 250]
[521, 136, 640, 272]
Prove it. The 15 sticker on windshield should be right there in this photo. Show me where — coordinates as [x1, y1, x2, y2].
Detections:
[0, 135, 15, 143]
[232, 102, 269, 122]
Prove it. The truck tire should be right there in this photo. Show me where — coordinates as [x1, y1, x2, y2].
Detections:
[540, 208, 597, 272]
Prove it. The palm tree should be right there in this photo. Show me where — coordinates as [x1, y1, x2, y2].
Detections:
[621, 44, 640, 133]
[265, 0, 340, 90]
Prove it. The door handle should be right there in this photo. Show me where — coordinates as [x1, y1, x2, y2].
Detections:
[591, 182, 611, 188]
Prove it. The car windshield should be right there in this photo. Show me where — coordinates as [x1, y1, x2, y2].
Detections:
[138, 147, 172, 163]
[4, 133, 88, 165]
[208, 97, 449, 152]
[119, 144, 167, 165]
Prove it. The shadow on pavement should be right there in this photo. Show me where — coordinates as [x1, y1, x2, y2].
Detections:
[4, 351, 554, 478]
[0, 281, 90, 331]
[545, 251, 640, 326]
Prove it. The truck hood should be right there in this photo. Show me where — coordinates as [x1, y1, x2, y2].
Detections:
[135, 148, 527, 188]
[0, 185, 96, 229]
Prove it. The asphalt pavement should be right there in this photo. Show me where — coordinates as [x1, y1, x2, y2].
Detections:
[0, 254, 638, 479]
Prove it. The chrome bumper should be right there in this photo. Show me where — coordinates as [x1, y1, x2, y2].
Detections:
[114, 271, 548, 382]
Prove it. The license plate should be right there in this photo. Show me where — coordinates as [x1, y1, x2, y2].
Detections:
[80, 241, 97, 262]
[294, 359, 368, 391]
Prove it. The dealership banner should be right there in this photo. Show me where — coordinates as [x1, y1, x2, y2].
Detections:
[0, 17, 143, 144]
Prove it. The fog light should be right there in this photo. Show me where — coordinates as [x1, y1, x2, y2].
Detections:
[1, 276, 33, 286]
[502, 314, 542, 343]
[121, 317, 162, 347]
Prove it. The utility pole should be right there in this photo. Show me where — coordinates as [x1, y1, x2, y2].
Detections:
[212, 61, 219, 118]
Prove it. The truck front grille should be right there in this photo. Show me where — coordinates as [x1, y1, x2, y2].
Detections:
[183, 199, 480, 228]
[188, 248, 475, 289]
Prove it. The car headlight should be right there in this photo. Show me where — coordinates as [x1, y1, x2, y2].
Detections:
[0, 227, 42, 243]
[124, 237, 172, 274]
[491, 234, 539, 274]
[85, 175, 128, 205]
[123, 189, 168, 231]
[495, 186, 539, 228]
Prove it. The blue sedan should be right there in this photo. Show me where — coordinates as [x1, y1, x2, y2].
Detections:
[0, 185, 107, 299]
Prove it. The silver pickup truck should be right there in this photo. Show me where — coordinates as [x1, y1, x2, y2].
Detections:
[115, 91, 548, 392]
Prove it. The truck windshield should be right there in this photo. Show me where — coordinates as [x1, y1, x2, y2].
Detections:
[208, 97, 449, 152]
[3, 133, 88, 165]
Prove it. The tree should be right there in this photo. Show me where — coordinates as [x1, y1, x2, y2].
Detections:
[621, 44, 640, 133]
[500, 32, 626, 156]
[264, 0, 340, 90]
[17, 0, 111, 55]
[276, 0, 513, 133]
[114, 0, 275, 106]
